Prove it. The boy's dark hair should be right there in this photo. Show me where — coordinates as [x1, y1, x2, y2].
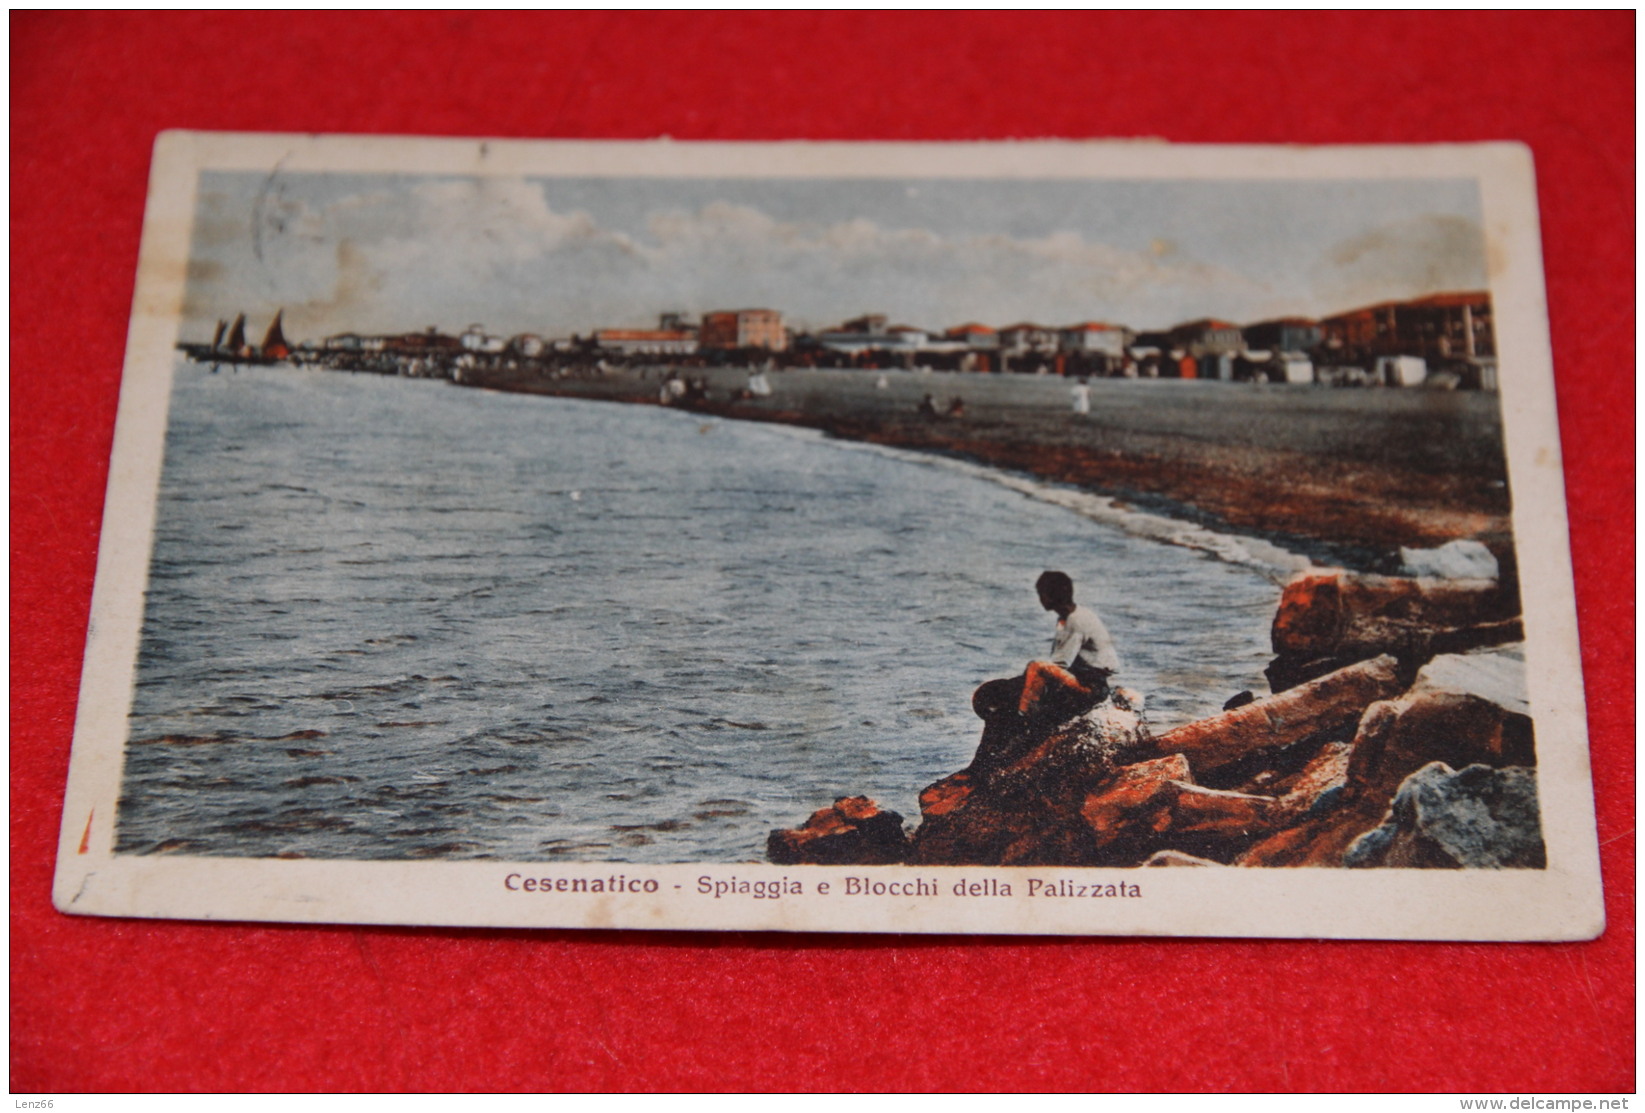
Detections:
[1035, 570, 1074, 607]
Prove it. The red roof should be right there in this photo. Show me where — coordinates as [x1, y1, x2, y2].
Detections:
[1404, 291, 1491, 308]
[1326, 291, 1490, 320]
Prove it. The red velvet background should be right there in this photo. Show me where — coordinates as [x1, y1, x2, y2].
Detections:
[11, 12, 1634, 1094]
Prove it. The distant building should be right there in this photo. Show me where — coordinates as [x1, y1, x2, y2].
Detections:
[1320, 291, 1495, 363]
[509, 334, 547, 358]
[1059, 322, 1132, 359]
[383, 328, 463, 355]
[700, 308, 786, 351]
[997, 323, 1060, 355]
[592, 324, 698, 355]
[943, 323, 999, 349]
[842, 313, 888, 335]
[1242, 317, 1322, 353]
[1166, 318, 1246, 358]
[1374, 354, 1428, 387]
[461, 325, 507, 354]
[814, 319, 934, 355]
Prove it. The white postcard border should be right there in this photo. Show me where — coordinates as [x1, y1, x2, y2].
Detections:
[53, 132, 1605, 940]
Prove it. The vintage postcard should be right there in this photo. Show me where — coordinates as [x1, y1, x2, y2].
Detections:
[54, 132, 1603, 938]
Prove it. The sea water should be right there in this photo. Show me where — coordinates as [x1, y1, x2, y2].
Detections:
[117, 362, 1285, 862]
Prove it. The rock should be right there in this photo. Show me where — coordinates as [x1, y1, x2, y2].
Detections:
[766, 796, 909, 865]
[1344, 666, 1535, 808]
[1242, 657, 1536, 869]
[1267, 571, 1517, 690]
[1400, 540, 1500, 581]
[916, 772, 974, 819]
[1234, 803, 1386, 867]
[1411, 644, 1529, 716]
[906, 689, 1151, 866]
[1143, 849, 1224, 867]
[1166, 783, 1279, 839]
[1078, 754, 1278, 864]
[1269, 741, 1352, 822]
[1078, 754, 1192, 849]
[1423, 617, 1525, 661]
[1263, 653, 1361, 695]
[1344, 762, 1546, 869]
[907, 771, 1087, 866]
[982, 687, 1152, 803]
[1151, 655, 1402, 776]
[1272, 571, 1512, 658]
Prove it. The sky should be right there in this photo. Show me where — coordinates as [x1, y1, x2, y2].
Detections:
[182, 170, 1487, 343]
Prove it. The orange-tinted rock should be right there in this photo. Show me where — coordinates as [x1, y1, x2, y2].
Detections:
[1167, 784, 1277, 837]
[1269, 572, 1346, 658]
[766, 796, 909, 865]
[917, 773, 974, 819]
[1234, 802, 1387, 868]
[1079, 754, 1191, 849]
[1271, 741, 1352, 822]
[908, 789, 1069, 866]
[834, 795, 880, 822]
[1078, 755, 1277, 862]
[1345, 689, 1535, 807]
[903, 691, 1152, 867]
[1151, 655, 1402, 775]
[1271, 571, 1512, 659]
[980, 687, 1153, 805]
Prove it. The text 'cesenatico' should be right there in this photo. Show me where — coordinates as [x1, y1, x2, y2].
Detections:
[504, 873, 1142, 900]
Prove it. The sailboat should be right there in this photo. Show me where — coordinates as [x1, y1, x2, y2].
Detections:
[224, 313, 248, 356]
[180, 310, 295, 368]
[260, 310, 290, 361]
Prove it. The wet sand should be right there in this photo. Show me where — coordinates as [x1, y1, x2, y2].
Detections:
[461, 365, 1514, 575]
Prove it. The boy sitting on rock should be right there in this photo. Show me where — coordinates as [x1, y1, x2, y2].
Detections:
[968, 571, 1122, 775]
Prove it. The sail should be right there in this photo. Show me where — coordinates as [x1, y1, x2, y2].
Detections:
[260, 310, 290, 360]
[210, 319, 227, 351]
[225, 313, 247, 354]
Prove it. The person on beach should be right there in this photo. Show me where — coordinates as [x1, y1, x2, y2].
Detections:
[1071, 379, 1091, 414]
[968, 571, 1122, 777]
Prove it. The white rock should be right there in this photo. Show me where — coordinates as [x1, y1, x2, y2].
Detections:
[1399, 539, 1499, 581]
[1412, 644, 1529, 717]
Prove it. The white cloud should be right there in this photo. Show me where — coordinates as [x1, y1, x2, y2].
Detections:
[183, 177, 1487, 342]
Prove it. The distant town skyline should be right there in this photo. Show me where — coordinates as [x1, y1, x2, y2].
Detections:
[183, 171, 1488, 342]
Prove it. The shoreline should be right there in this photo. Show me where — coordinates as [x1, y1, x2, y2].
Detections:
[458, 364, 1515, 580]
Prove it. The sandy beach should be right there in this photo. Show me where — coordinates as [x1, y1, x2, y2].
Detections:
[462, 365, 1514, 577]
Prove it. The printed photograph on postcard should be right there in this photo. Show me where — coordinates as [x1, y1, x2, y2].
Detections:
[54, 133, 1603, 938]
